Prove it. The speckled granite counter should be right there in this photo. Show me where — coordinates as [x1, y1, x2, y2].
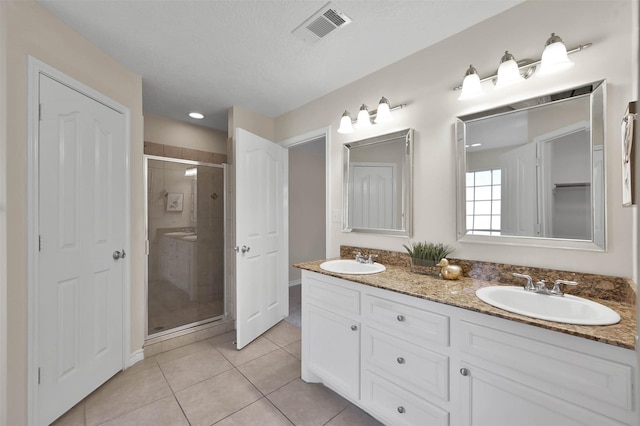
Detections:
[295, 259, 637, 350]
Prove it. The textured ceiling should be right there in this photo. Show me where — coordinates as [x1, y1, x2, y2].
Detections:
[38, 0, 524, 131]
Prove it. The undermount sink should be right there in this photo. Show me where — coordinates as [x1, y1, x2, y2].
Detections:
[320, 259, 386, 275]
[476, 286, 620, 325]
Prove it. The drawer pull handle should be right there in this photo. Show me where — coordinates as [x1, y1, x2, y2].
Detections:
[460, 368, 469, 376]
[397, 357, 405, 364]
[396, 314, 405, 322]
[397, 406, 406, 414]
[350, 325, 358, 331]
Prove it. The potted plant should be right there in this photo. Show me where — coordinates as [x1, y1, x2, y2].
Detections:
[403, 241, 454, 275]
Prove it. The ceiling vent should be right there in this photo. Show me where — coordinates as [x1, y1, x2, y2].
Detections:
[292, 2, 352, 43]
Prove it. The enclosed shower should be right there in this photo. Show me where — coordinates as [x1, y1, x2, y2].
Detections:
[145, 156, 226, 337]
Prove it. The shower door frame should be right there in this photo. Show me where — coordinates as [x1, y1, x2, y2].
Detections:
[143, 155, 227, 340]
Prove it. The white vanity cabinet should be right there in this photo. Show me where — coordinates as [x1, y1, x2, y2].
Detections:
[302, 272, 361, 401]
[455, 311, 637, 426]
[301, 270, 637, 426]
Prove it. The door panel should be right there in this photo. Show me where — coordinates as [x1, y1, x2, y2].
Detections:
[38, 74, 125, 425]
[235, 128, 288, 349]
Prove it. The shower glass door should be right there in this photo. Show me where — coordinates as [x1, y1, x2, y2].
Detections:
[145, 156, 225, 337]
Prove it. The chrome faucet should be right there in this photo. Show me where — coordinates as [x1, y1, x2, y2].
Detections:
[513, 273, 535, 291]
[513, 273, 577, 296]
[353, 252, 378, 264]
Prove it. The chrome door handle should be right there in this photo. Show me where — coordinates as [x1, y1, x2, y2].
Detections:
[113, 249, 126, 260]
[234, 245, 250, 254]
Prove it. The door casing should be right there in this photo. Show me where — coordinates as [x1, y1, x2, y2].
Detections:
[26, 57, 132, 425]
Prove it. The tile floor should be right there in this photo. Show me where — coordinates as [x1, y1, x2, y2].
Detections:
[53, 320, 382, 426]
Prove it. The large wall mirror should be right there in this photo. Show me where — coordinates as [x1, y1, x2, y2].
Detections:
[343, 128, 413, 236]
[456, 80, 606, 251]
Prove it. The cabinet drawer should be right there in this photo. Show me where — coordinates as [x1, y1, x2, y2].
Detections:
[364, 294, 449, 348]
[362, 371, 449, 426]
[305, 275, 360, 316]
[459, 320, 634, 412]
[363, 326, 448, 401]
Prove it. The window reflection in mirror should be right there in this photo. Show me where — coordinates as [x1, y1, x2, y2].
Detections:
[456, 80, 606, 250]
[343, 128, 413, 236]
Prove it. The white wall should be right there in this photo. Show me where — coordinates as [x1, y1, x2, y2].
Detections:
[275, 0, 637, 278]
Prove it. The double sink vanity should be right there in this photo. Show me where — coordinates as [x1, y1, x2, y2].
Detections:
[295, 249, 637, 426]
[313, 80, 638, 424]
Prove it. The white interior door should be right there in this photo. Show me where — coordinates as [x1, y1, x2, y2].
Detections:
[37, 74, 126, 425]
[235, 128, 288, 349]
[348, 163, 396, 230]
[500, 143, 537, 236]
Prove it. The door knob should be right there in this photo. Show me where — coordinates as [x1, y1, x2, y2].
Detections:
[234, 245, 250, 253]
[460, 368, 470, 376]
[113, 250, 126, 260]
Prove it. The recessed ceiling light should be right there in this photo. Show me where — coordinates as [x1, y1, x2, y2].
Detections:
[189, 112, 204, 119]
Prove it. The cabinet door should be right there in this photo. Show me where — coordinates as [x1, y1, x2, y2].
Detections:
[306, 304, 360, 400]
[458, 363, 628, 426]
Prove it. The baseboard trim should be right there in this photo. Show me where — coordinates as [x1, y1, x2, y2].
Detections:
[128, 348, 144, 368]
[289, 279, 301, 287]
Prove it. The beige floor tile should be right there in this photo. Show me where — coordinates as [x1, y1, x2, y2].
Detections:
[263, 321, 301, 347]
[160, 346, 234, 391]
[216, 336, 279, 366]
[155, 340, 212, 365]
[282, 340, 301, 360]
[267, 379, 350, 426]
[51, 401, 84, 426]
[237, 349, 300, 394]
[325, 404, 384, 426]
[206, 330, 237, 347]
[214, 397, 294, 426]
[84, 365, 172, 426]
[100, 396, 189, 426]
[175, 369, 262, 426]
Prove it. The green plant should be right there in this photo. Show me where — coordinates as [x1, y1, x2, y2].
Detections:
[403, 241, 454, 262]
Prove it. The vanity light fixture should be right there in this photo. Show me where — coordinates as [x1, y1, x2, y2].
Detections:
[454, 32, 591, 100]
[188, 112, 205, 119]
[337, 97, 407, 134]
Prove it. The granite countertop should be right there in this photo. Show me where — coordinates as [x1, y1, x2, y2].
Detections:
[295, 259, 637, 350]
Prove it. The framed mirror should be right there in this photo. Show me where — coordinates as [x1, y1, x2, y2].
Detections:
[343, 128, 413, 236]
[456, 80, 606, 251]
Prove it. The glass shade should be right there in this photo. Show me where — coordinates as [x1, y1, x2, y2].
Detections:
[337, 111, 354, 134]
[495, 51, 524, 88]
[458, 65, 483, 101]
[355, 104, 371, 128]
[539, 36, 573, 75]
[374, 97, 392, 124]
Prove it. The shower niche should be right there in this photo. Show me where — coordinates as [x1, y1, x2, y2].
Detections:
[145, 156, 226, 337]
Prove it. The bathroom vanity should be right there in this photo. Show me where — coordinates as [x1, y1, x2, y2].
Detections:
[297, 261, 637, 426]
